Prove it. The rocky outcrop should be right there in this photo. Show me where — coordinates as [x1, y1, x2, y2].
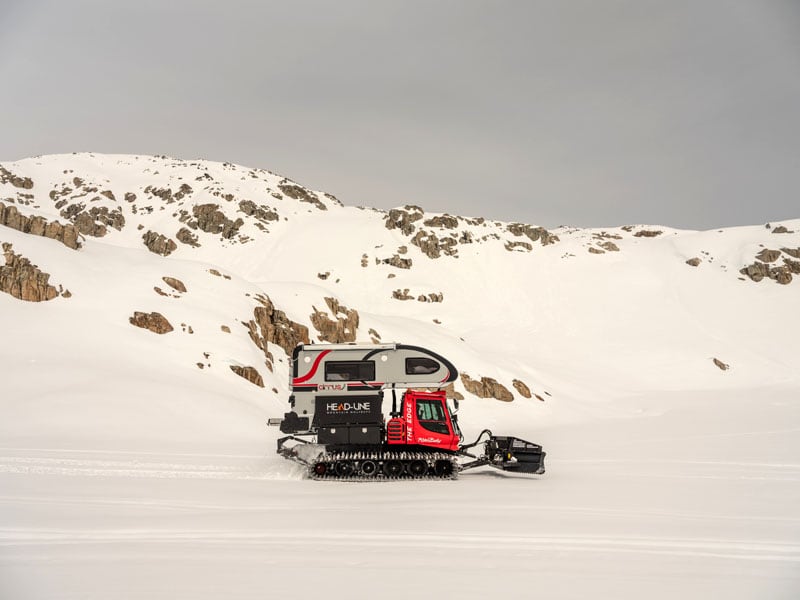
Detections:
[0, 166, 33, 189]
[278, 181, 327, 210]
[686, 257, 701, 267]
[424, 214, 459, 229]
[506, 223, 559, 246]
[505, 241, 532, 252]
[176, 227, 200, 247]
[129, 311, 173, 334]
[633, 229, 663, 238]
[713, 358, 730, 371]
[310, 297, 359, 343]
[0, 243, 63, 301]
[384, 206, 424, 235]
[598, 241, 619, 252]
[512, 379, 532, 399]
[230, 365, 264, 387]
[771, 225, 794, 234]
[179, 204, 243, 239]
[460, 372, 514, 401]
[144, 183, 193, 203]
[142, 231, 177, 256]
[381, 254, 413, 269]
[411, 230, 458, 258]
[740, 248, 800, 285]
[238, 199, 279, 223]
[59, 204, 125, 237]
[392, 288, 413, 301]
[162, 277, 186, 293]
[0, 202, 82, 249]
[246, 294, 310, 361]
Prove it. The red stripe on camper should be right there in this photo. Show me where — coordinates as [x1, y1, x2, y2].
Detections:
[292, 350, 331, 384]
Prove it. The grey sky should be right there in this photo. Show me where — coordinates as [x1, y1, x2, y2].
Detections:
[1, 1, 799, 230]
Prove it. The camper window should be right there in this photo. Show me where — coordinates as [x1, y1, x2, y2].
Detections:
[405, 357, 439, 375]
[325, 361, 376, 382]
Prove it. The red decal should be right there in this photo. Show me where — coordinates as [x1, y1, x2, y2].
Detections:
[292, 350, 331, 384]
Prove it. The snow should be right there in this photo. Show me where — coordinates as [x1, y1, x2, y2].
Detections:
[1, 154, 799, 598]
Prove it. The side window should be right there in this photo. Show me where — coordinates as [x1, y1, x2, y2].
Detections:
[325, 361, 376, 382]
[416, 399, 449, 435]
[406, 357, 440, 375]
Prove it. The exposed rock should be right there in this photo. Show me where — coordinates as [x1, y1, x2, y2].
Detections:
[162, 276, 186, 293]
[183, 203, 244, 238]
[153, 286, 169, 297]
[176, 227, 200, 247]
[310, 297, 359, 343]
[756, 249, 782, 263]
[318, 272, 330, 280]
[740, 260, 793, 285]
[0, 201, 81, 249]
[239, 199, 279, 223]
[246, 294, 310, 359]
[208, 268, 231, 279]
[772, 226, 793, 234]
[230, 365, 264, 387]
[424, 214, 459, 229]
[384, 206, 424, 235]
[60, 205, 125, 237]
[129, 311, 173, 334]
[506, 223, 559, 246]
[278, 181, 326, 210]
[124, 192, 137, 203]
[0, 166, 34, 189]
[142, 230, 177, 256]
[417, 292, 443, 303]
[368, 328, 381, 344]
[634, 229, 663, 238]
[713, 358, 729, 371]
[512, 379, 532, 399]
[411, 229, 458, 258]
[686, 257, 701, 267]
[361, 254, 368, 267]
[100, 190, 116, 201]
[588, 247, 605, 254]
[782, 247, 800, 259]
[144, 183, 192, 204]
[599, 241, 620, 252]
[0, 243, 61, 301]
[460, 372, 514, 402]
[221, 325, 231, 333]
[382, 254, 413, 269]
[505, 241, 532, 252]
[442, 382, 464, 401]
[392, 288, 413, 300]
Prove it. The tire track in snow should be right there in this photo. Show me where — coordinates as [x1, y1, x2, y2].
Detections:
[0, 455, 303, 481]
[1, 528, 798, 563]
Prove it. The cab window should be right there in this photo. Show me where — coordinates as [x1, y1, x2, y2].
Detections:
[416, 399, 450, 434]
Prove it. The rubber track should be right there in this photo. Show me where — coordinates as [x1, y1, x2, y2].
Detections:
[308, 450, 459, 482]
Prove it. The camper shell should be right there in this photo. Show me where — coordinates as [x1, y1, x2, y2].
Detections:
[280, 343, 457, 438]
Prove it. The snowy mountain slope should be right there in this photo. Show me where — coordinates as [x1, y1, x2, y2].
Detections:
[1, 153, 799, 599]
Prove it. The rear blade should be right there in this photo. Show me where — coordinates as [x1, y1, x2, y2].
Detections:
[486, 436, 546, 474]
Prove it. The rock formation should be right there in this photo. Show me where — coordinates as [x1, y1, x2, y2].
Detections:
[230, 365, 264, 387]
[512, 379, 532, 399]
[142, 231, 177, 256]
[0, 202, 82, 249]
[310, 297, 359, 343]
[129, 311, 173, 334]
[0, 243, 63, 302]
[460, 372, 514, 401]
[245, 294, 310, 362]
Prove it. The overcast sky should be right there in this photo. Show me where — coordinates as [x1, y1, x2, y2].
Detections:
[1, 1, 799, 229]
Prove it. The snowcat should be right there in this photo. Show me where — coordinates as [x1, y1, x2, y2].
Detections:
[268, 343, 546, 480]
